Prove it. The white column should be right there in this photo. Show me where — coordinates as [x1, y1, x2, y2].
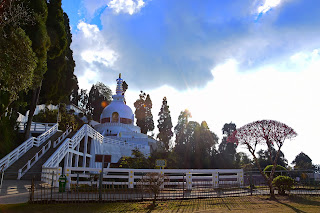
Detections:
[238, 170, 244, 187]
[213, 171, 219, 188]
[64, 151, 69, 168]
[82, 126, 88, 168]
[69, 152, 73, 167]
[186, 171, 192, 190]
[128, 170, 134, 188]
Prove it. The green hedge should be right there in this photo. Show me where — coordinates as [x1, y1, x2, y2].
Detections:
[272, 176, 295, 195]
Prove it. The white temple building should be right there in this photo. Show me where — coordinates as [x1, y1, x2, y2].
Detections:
[91, 74, 158, 163]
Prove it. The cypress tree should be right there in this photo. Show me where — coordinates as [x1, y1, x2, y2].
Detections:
[134, 91, 154, 134]
[157, 97, 173, 151]
[144, 94, 154, 133]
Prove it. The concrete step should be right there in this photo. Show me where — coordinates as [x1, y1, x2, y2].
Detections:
[22, 130, 76, 181]
[3, 131, 63, 180]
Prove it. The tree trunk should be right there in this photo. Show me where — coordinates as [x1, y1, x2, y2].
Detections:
[268, 180, 276, 199]
[24, 85, 42, 140]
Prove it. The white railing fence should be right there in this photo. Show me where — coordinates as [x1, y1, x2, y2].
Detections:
[43, 125, 88, 168]
[0, 123, 58, 172]
[34, 123, 58, 147]
[17, 127, 72, 179]
[54, 167, 244, 190]
[53, 127, 72, 148]
[17, 141, 52, 179]
[43, 124, 146, 169]
[18, 122, 56, 133]
[41, 167, 62, 187]
[104, 137, 147, 150]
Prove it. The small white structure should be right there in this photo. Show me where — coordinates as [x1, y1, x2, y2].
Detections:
[94, 74, 157, 162]
[43, 74, 158, 170]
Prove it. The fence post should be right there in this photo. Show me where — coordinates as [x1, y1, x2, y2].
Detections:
[99, 171, 103, 201]
[213, 171, 219, 188]
[129, 170, 134, 189]
[186, 171, 192, 190]
[65, 168, 71, 190]
[29, 177, 35, 203]
[51, 171, 54, 201]
[182, 173, 185, 199]
[76, 173, 79, 192]
[17, 169, 21, 179]
[238, 170, 244, 188]
[249, 172, 253, 196]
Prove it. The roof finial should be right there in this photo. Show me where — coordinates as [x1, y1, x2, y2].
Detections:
[119, 73, 121, 78]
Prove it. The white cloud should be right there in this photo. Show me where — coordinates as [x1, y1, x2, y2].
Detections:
[108, 0, 146, 15]
[121, 49, 320, 165]
[257, 0, 281, 14]
[72, 21, 118, 90]
[83, 0, 108, 18]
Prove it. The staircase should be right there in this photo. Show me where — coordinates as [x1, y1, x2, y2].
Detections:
[21, 131, 76, 181]
[3, 131, 63, 180]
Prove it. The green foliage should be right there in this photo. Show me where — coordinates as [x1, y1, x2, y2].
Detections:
[257, 148, 288, 168]
[32, 104, 80, 131]
[134, 91, 154, 134]
[119, 148, 151, 169]
[23, 0, 50, 88]
[173, 110, 219, 169]
[292, 152, 313, 170]
[218, 122, 238, 168]
[157, 97, 173, 151]
[272, 176, 295, 195]
[264, 165, 287, 178]
[46, 0, 67, 59]
[0, 112, 19, 158]
[88, 82, 112, 121]
[234, 152, 252, 169]
[41, 11, 77, 104]
[33, 108, 58, 123]
[174, 109, 191, 147]
[0, 0, 37, 116]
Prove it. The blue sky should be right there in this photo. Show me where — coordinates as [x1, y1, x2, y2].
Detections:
[62, 0, 320, 165]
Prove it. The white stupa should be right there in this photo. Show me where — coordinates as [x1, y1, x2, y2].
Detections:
[93, 74, 157, 163]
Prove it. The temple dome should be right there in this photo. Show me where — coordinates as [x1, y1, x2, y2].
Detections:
[100, 100, 134, 123]
[100, 74, 134, 124]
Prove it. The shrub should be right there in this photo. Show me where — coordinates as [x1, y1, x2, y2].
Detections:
[272, 175, 294, 195]
[264, 165, 287, 178]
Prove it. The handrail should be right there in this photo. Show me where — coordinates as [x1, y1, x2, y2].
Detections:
[17, 141, 51, 179]
[53, 127, 72, 148]
[43, 124, 102, 168]
[43, 124, 150, 168]
[0, 123, 58, 172]
[59, 167, 244, 190]
[17, 127, 72, 179]
[34, 123, 58, 147]
[18, 122, 56, 133]
[103, 137, 147, 149]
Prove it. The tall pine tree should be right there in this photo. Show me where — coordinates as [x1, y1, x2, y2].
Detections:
[23, 0, 50, 139]
[144, 94, 154, 133]
[157, 97, 173, 151]
[134, 91, 154, 134]
[88, 82, 112, 121]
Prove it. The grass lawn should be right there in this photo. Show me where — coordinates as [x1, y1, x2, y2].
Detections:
[1, 195, 320, 212]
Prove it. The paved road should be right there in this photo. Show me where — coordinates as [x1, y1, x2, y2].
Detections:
[0, 180, 48, 204]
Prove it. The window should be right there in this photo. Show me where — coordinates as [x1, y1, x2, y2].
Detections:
[112, 112, 119, 123]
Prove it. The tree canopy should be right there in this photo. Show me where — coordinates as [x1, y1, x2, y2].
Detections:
[292, 152, 313, 170]
[134, 91, 154, 134]
[157, 97, 173, 151]
[227, 119, 297, 198]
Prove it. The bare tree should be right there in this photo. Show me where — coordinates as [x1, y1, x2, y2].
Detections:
[139, 172, 168, 208]
[227, 120, 297, 199]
